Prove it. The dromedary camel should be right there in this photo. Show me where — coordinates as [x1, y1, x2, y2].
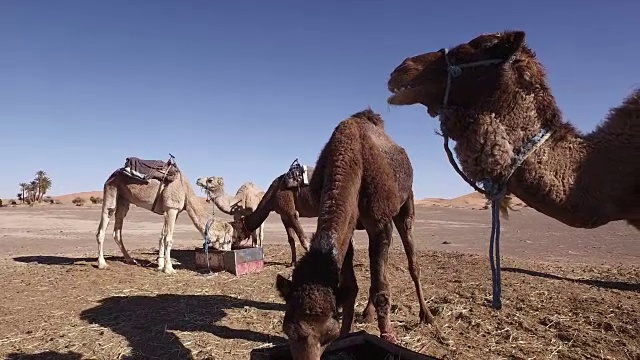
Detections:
[387, 30, 639, 230]
[274, 109, 433, 359]
[228, 161, 369, 267]
[195, 177, 265, 247]
[96, 157, 233, 274]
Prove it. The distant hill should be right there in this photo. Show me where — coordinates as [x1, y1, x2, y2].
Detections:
[51, 190, 524, 210]
[418, 192, 527, 210]
[52, 191, 208, 205]
[53, 191, 105, 204]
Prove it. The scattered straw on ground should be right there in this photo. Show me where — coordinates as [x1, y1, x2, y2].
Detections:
[0, 245, 638, 359]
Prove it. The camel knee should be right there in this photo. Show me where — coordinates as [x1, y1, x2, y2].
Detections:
[372, 291, 391, 315]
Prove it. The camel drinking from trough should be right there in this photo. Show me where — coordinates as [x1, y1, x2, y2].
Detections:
[95, 157, 233, 274]
[274, 109, 433, 359]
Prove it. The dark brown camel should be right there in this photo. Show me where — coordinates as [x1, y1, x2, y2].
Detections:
[230, 172, 314, 266]
[387, 30, 639, 230]
[230, 168, 366, 267]
[274, 109, 433, 359]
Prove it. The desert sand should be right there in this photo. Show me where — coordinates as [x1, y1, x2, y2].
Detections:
[0, 193, 638, 359]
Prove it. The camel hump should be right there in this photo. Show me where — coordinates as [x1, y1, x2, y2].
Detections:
[350, 108, 384, 128]
[236, 182, 260, 196]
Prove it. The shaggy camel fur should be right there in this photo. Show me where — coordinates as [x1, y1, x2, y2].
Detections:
[387, 30, 639, 230]
[275, 109, 433, 359]
[195, 177, 265, 247]
[96, 169, 230, 274]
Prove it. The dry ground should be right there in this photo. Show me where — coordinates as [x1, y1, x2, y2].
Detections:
[0, 204, 638, 360]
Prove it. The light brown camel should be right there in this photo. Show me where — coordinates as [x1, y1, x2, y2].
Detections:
[387, 30, 639, 230]
[195, 177, 265, 247]
[274, 109, 433, 359]
[96, 158, 232, 274]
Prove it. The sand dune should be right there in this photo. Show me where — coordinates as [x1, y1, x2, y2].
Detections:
[417, 192, 527, 210]
[50, 190, 524, 211]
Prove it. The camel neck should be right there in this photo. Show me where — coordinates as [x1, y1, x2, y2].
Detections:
[312, 165, 361, 267]
[182, 178, 213, 236]
[507, 129, 617, 228]
[241, 178, 280, 232]
[211, 192, 240, 215]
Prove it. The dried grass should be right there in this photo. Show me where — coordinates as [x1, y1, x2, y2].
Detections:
[0, 245, 638, 359]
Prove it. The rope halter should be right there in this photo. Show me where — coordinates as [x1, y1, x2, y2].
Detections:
[436, 47, 554, 311]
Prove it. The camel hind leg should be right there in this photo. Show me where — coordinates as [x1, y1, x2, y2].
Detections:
[96, 183, 118, 269]
[393, 191, 434, 324]
[112, 196, 136, 265]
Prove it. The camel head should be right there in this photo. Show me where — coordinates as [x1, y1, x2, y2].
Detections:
[275, 236, 347, 360]
[195, 176, 225, 201]
[387, 30, 553, 140]
[230, 213, 252, 243]
[205, 220, 235, 251]
[275, 274, 341, 360]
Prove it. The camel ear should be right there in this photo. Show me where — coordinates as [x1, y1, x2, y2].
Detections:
[490, 30, 526, 59]
[276, 274, 293, 301]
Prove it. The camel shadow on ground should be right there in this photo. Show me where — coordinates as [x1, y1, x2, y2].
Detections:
[502, 267, 640, 292]
[5, 351, 83, 360]
[12, 255, 155, 269]
[12, 248, 288, 273]
[79, 294, 286, 360]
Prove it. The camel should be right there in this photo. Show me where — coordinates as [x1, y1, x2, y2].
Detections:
[195, 177, 265, 247]
[95, 157, 232, 274]
[225, 167, 315, 266]
[274, 109, 433, 359]
[387, 30, 639, 230]
[228, 161, 372, 267]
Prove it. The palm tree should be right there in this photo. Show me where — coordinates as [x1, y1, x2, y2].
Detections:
[33, 170, 52, 202]
[27, 180, 38, 203]
[18, 183, 29, 204]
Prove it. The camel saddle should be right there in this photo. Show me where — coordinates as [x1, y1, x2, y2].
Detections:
[284, 158, 313, 189]
[120, 157, 179, 183]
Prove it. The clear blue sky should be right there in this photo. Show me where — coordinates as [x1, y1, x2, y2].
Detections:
[1, 0, 638, 200]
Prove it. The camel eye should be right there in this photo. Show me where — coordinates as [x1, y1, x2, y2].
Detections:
[481, 39, 498, 49]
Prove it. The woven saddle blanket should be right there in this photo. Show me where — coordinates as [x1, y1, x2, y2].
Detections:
[120, 157, 179, 183]
[283, 158, 314, 189]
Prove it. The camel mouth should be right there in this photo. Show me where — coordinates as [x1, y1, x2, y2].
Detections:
[387, 84, 423, 106]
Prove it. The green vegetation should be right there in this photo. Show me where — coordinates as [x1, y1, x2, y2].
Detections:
[17, 170, 53, 204]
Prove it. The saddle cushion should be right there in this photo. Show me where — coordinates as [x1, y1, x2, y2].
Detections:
[120, 157, 179, 183]
[284, 160, 314, 189]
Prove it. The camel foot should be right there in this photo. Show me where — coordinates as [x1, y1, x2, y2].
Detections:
[361, 309, 375, 324]
[380, 332, 397, 344]
[97, 261, 109, 270]
[419, 308, 435, 324]
[163, 267, 177, 275]
[124, 258, 138, 265]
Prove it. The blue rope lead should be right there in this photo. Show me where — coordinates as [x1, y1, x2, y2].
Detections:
[203, 219, 213, 274]
[482, 179, 505, 310]
[489, 199, 502, 309]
